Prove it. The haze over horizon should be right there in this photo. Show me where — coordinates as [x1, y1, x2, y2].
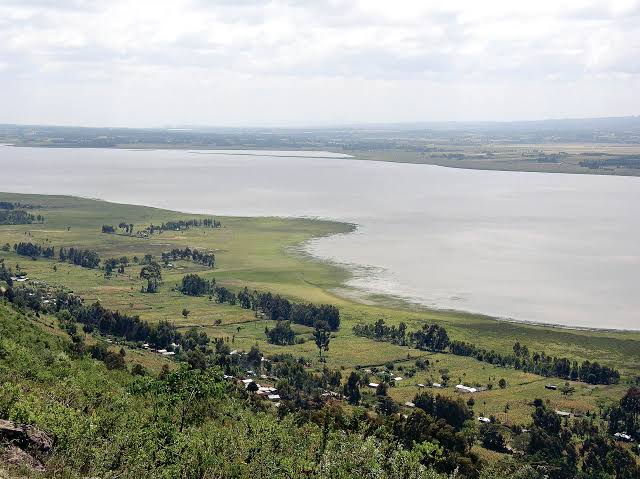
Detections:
[1, 0, 639, 127]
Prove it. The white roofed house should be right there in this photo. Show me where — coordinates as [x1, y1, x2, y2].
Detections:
[455, 384, 477, 394]
[613, 432, 633, 442]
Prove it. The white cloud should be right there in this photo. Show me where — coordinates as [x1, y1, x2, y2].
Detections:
[0, 0, 638, 126]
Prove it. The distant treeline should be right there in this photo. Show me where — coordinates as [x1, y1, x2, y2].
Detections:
[14, 242, 55, 259]
[353, 319, 620, 385]
[59, 247, 101, 269]
[138, 218, 221, 237]
[450, 339, 620, 385]
[101, 222, 134, 235]
[101, 218, 220, 238]
[0, 201, 44, 224]
[13, 241, 100, 269]
[162, 247, 215, 267]
[0, 210, 43, 225]
[179, 274, 340, 330]
[0, 201, 40, 210]
[580, 157, 640, 170]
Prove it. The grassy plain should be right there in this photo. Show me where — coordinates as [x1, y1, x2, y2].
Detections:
[1, 191, 638, 425]
[348, 144, 640, 176]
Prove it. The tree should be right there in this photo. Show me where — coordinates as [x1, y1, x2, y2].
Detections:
[620, 386, 640, 421]
[151, 365, 223, 432]
[182, 308, 190, 319]
[560, 382, 575, 396]
[376, 396, 399, 416]
[414, 391, 435, 414]
[313, 320, 330, 362]
[343, 372, 361, 405]
[140, 262, 162, 293]
[498, 378, 507, 389]
[247, 344, 262, 367]
[412, 323, 450, 352]
[265, 321, 295, 345]
[480, 423, 507, 452]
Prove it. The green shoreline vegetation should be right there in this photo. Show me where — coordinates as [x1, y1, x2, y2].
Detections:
[1, 191, 639, 478]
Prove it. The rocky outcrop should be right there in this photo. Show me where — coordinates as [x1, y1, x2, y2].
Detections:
[0, 419, 53, 473]
[1, 446, 45, 472]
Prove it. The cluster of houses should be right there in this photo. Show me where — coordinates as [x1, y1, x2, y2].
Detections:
[367, 376, 404, 389]
[223, 372, 282, 402]
[142, 343, 177, 356]
[10, 274, 28, 282]
[455, 384, 478, 394]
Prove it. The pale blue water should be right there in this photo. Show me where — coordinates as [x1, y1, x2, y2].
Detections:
[0, 145, 638, 330]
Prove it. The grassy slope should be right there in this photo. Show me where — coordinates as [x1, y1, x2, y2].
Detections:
[1, 191, 638, 424]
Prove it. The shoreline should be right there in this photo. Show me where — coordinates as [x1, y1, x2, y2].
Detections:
[5, 142, 640, 178]
[1, 189, 638, 335]
[298, 242, 640, 334]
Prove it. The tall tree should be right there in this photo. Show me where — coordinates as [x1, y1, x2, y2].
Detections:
[313, 320, 331, 362]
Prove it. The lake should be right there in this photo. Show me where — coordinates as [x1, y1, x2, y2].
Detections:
[1, 145, 639, 330]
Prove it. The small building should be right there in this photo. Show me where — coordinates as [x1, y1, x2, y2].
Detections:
[161, 351, 175, 356]
[555, 410, 571, 417]
[368, 382, 379, 388]
[478, 417, 491, 424]
[267, 394, 281, 401]
[432, 382, 443, 388]
[455, 384, 477, 394]
[613, 432, 633, 442]
[157, 349, 168, 354]
[545, 384, 558, 390]
[417, 383, 425, 388]
[404, 402, 415, 408]
[394, 376, 403, 382]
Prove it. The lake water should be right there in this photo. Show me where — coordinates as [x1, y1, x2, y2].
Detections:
[1, 145, 639, 330]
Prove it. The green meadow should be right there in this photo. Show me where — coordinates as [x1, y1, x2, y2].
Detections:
[1, 191, 638, 424]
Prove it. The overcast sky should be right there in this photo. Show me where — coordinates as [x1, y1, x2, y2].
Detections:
[1, 0, 639, 127]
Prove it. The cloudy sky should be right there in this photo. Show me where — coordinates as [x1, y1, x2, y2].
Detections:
[1, 0, 639, 127]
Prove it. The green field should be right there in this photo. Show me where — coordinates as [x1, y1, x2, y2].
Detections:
[1, 191, 638, 425]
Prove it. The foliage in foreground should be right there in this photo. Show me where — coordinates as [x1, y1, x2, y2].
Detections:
[0, 302, 450, 479]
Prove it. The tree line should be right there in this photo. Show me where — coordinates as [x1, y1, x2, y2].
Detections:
[353, 319, 620, 385]
[450, 339, 620, 385]
[138, 218, 221, 237]
[59, 247, 101, 269]
[14, 242, 55, 259]
[101, 222, 135, 234]
[178, 274, 340, 331]
[162, 247, 215, 267]
[0, 201, 40, 210]
[2, 283, 183, 349]
[12, 242, 101, 269]
[0, 210, 43, 225]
